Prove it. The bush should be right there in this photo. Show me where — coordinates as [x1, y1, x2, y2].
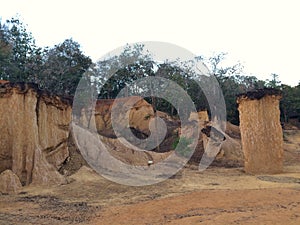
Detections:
[172, 136, 193, 158]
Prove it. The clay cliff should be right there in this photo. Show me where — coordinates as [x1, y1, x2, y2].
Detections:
[79, 96, 156, 138]
[0, 82, 72, 189]
[79, 99, 243, 164]
[0, 82, 244, 193]
[79, 96, 183, 153]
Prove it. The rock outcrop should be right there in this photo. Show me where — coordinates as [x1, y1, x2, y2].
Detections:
[188, 111, 243, 167]
[188, 111, 242, 167]
[78, 96, 180, 153]
[0, 169, 22, 194]
[237, 89, 283, 174]
[216, 122, 243, 166]
[0, 80, 9, 85]
[0, 83, 72, 186]
[79, 96, 155, 138]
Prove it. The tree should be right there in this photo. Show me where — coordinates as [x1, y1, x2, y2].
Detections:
[206, 52, 244, 78]
[0, 21, 13, 79]
[195, 53, 271, 124]
[280, 83, 300, 123]
[0, 18, 92, 96]
[39, 39, 92, 95]
[0, 17, 42, 81]
[96, 44, 154, 99]
[94, 48, 252, 123]
[200, 53, 246, 124]
[266, 73, 281, 89]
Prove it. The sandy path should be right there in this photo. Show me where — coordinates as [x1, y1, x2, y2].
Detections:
[90, 188, 300, 225]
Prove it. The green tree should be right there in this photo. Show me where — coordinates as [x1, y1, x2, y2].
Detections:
[96, 44, 153, 99]
[95, 45, 207, 117]
[266, 73, 281, 89]
[281, 83, 300, 123]
[1, 18, 92, 96]
[196, 53, 269, 124]
[201, 53, 245, 124]
[0, 21, 14, 79]
[0, 17, 42, 81]
[39, 39, 92, 95]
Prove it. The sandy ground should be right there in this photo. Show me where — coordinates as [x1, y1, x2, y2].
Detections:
[1, 165, 300, 225]
[91, 188, 300, 225]
[0, 129, 299, 225]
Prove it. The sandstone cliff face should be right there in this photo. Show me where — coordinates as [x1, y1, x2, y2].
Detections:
[188, 111, 243, 167]
[0, 83, 72, 186]
[237, 90, 283, 174]
[80, 96, 155, 138]
[78, 96, 182, 153]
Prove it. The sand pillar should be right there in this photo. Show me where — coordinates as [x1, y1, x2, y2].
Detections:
[237, 89, 283, 174]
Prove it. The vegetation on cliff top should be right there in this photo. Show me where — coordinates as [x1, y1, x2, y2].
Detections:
[1, 17, 299, 124]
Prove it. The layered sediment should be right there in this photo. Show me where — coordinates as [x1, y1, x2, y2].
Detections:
[0, 82, 72, 186]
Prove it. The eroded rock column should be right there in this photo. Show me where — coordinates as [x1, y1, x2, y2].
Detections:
[237, 89, 283, 174]
[0, 82, 71, 186]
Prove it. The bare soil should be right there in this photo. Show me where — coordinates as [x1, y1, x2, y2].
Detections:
[0, 130, 300, 225]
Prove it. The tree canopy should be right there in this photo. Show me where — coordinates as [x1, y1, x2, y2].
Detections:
[0, 17, 92, 95]
[0, 17, 299, 125]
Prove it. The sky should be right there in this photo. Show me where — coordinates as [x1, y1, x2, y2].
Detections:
[0, 0, 299, 86]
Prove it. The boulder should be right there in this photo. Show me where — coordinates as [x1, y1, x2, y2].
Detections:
[31, 147, 66, 185]
[0, 169, 22, 194]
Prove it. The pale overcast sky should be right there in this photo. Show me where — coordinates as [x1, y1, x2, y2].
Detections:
[1, 0, 299, 86]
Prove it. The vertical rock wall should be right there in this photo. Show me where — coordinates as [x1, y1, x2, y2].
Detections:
[79, 96, 155, 137]
[0, 83, 72, 186]
[237, 89, 283, 174]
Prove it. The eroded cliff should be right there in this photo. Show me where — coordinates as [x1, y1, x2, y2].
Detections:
[0, 82, 72, 188]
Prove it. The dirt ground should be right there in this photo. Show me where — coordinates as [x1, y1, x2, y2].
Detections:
[0, 129, 300, 225]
